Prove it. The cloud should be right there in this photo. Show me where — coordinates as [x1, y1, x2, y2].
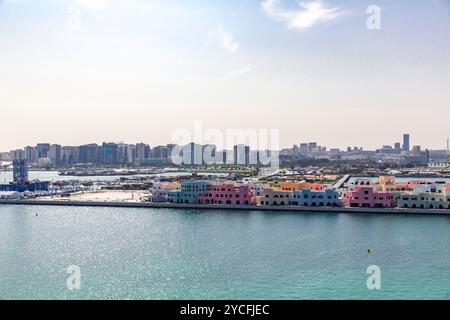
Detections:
[262, 0, 343, 31]
[208, 24, 239, 53]
[74, 0, 107, 11]
[224, 66, 252, 79]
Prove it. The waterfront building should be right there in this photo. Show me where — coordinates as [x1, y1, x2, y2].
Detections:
[344, 186, 396, 208]
[13, 159, 28, 184]
[377, 176, 409, 192]
[350, 179, 373, 187]
[244, 182, 271, 196]
[397, 185, 450, 209]
[310, 183, 328, 191]
[151, 182, 181, 203]
[279, 181, 311, 191]
[341, 179, 375, 196]
[289, 189, 340, 207]
[167, 180, 212, 204]
[197, 183, 256, 205]
[0, 191, 23, 200]
[259, 189, 293, 206]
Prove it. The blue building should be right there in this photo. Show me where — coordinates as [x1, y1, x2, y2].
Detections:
[1, 159, 50, 192]
[13, 159, 28, 184]
[168, 180, 212, 204]
[102, 143, 118, 165]
[288, 189, 340, 207]
[1, 181, 50, 192]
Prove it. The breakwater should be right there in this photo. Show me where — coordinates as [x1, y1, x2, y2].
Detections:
[1, 200, 450, 216]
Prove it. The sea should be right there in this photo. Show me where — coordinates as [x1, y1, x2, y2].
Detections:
[1, 205, 450, 300]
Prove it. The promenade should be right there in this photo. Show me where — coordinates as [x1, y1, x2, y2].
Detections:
[1, 200, 450, 216]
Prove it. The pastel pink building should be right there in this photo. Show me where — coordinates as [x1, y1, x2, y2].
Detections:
[197, 183, 256, 205]
[310, 183, 328, 191]
[404, 181, 431, 191]
[344, 186, 396, 208]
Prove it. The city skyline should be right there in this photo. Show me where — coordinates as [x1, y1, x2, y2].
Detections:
[2, 132, 450, 155]
[1, 0, 449, 151]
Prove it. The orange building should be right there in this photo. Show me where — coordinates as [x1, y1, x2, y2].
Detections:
[279, 181, 310, 191]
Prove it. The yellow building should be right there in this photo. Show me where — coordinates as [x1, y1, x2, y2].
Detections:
[260, 188, 293, 206]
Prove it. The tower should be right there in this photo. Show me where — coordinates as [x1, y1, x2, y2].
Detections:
[446, 138, 449, 156]
[402, 134, 410, 152]
[13, 159, 28, 184]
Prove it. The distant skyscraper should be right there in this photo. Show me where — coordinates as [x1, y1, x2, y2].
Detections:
[36, 143, 50, 159]
[233, 144, 250, 165]
[24, 146, 36, 164]
[402, 134, 410, 152]
[136, 143, 151, 163]
[13, 159, 28, 184]
[101, 143, 118, 165]
[49, 144, 61, 165]
[447, 138, 449, 155]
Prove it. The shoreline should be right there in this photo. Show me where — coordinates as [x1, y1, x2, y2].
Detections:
[1, 200, 450, 216]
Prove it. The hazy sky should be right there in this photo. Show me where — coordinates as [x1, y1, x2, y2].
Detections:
[1, 0, 449, 151]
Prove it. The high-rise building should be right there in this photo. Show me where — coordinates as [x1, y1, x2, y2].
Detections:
[182, 143, 202, 165]
[402, 134, 410, 152]
[78, 144, 101, 164]
[36, 143, 50, 159]
[11, 149, 25, 161]
[13, 159, 28, 184]
[446, 138, 449, 156]
[233, 144, 250, 165]
[60, 146, 79, 165]
[49, 144, 61, 165]
[136, 143, 151, 164]
[117, 144, 132, 165]
[24, 146, 36, 164]
[102, 143, 119, 165]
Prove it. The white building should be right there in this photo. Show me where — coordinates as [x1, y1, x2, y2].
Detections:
[0, 191, 23, 200]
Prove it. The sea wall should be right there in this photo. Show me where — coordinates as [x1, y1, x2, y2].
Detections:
[1, 200, 450, 216]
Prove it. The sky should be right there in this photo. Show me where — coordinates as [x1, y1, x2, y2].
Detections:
[0, 0, 449, 151]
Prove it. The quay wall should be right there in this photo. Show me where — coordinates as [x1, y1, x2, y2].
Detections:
[1, 200, 450, 216]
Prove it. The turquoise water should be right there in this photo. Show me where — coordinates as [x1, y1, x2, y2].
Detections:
[1, 205, 450, 300]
